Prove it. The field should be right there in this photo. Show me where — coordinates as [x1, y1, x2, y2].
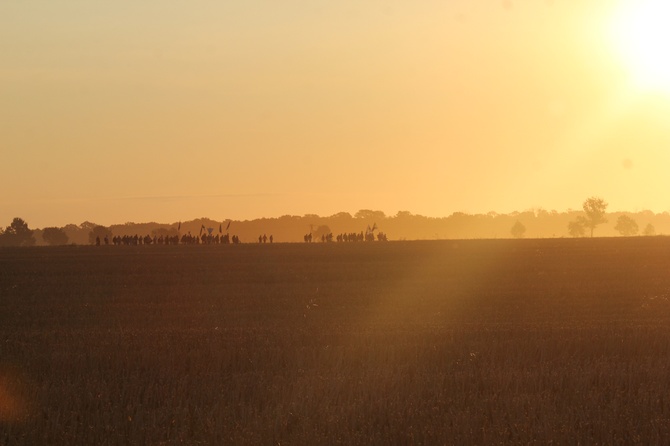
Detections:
[2, 238, 670, 444]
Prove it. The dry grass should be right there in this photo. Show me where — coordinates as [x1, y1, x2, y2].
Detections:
[2, 238, 670, 444]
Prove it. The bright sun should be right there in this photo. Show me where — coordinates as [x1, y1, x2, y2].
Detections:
[610, 0, 670, 93]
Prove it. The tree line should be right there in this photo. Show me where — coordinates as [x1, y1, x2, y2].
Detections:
[0, 201, 667, 246]
[508, 197, 655, 239]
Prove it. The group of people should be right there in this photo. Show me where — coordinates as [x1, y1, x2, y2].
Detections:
[96, 228, 388, 245]
[98, 233, 242, 246]
[338, 231, 388, 242]
[302, 231, 389, 243]
[109, 235, 181, 245]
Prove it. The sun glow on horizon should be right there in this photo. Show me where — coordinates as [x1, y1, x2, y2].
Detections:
[609, 0, 670, 94]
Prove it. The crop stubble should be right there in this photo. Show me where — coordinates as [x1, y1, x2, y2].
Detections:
[2, 238, 670, 444]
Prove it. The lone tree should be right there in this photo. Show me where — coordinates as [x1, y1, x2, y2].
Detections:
[643, 223, 656, 236]
[42, 227, 69, 246]
[581, 197, 608, 237]
[312, 225, 331, 241]
[88, 225, 113, 245]
[1, 218, 36, 246]
[510, 220, 526, 239]
[614, 215, 639, 236]
[568, 217, 587, 237]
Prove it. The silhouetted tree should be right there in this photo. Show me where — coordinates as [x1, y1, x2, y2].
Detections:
[568, 217, 587, 237]
[1, 218, 36, 246]
[42, 227, 69, 246]
[312, 225, 331, 241]
[89, 225, 113, 245]
[643, 223, 656, 236]
[510, 220, 526, 238]
[330, 212, 353, 219]
[355, 209, 386, 220]
[614, 215, 639, 236]
[582, 197, 608, 237]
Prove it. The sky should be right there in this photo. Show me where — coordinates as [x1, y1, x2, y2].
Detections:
[2, 0, 670, 228]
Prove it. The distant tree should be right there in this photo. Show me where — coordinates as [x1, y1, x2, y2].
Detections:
[1, 218, 36, 246]
[312, 225, 331, 241]
[80, 221, 98, 232]
[395, 211, 413, 218]
[643, 223, 656, 236]
[59, 223, 90, 245]
[330, 212, 353, 219]
[88, 225, 113, 245]
[614, 215, 639, 236]
[534, 208, 551, 218]
[510, 220, 526, 239]
[42, 227, 69, 246]
[354, 209, 386, 220]
[568, 217, 587, 237]
[582, 197, 608, 237]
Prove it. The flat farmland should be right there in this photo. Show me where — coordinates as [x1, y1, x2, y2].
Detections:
[2, 238, 670, 445]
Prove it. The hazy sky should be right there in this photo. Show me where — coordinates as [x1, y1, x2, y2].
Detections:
[2, 0, 670, 228]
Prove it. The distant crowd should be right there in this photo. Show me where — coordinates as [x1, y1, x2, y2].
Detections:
[304, 231, 388, 243]
[97, 233, 242, 246]
[95, 229, 388, 245]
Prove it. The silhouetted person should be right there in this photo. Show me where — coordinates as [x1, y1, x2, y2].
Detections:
[269, 235, 273, 243]
[263, 234, 267, 243]
[95, 236, 100, 246]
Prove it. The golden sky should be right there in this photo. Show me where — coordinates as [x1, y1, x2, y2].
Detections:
[2, 0, 669, 228]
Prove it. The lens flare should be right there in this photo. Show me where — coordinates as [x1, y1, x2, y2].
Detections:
[0, 369, 30, 423]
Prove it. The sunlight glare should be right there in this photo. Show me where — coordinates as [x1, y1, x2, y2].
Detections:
[610, 0, 670, 94]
